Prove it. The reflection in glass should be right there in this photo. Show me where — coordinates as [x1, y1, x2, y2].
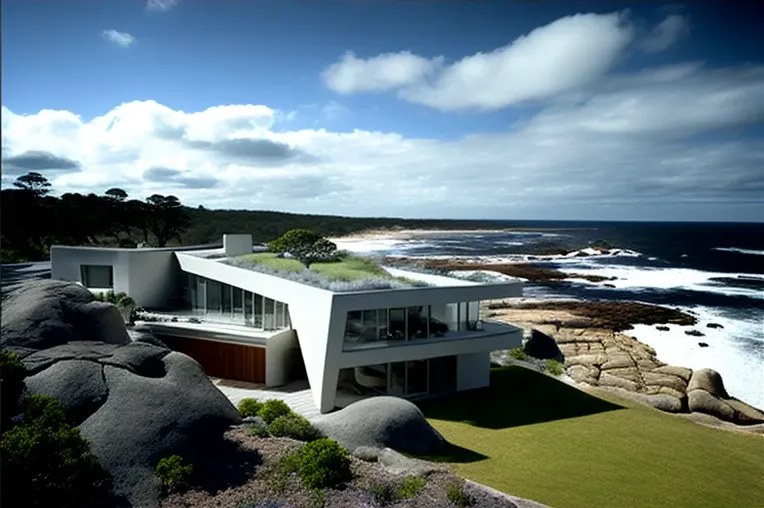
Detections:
[254, 294, 263, 328]
[263, 298, 275, 330]
[389, 308, 406, 340]
[207, 281, 222, 314]
[406, 360, 428, 395]
[244, 291, 253, 325]
[222, 285, 232, 316]
[389, 362, 405, 395]
[233, 288, 243, 320]
[354, 364, 387, 392]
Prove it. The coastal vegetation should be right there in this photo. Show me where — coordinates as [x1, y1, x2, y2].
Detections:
[0, 171, 501, 263]
[417, 365, 764, 508]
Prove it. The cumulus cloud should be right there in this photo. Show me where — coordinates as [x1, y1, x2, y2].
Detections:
[641, 14, 690, 52]
[2, 63, 763, 221]
[322, 12, 634, 111]
[102, 30, 135, 48]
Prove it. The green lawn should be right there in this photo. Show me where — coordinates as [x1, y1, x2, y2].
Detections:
[239, 253, 391, 282]
[417, 366, 764, 508]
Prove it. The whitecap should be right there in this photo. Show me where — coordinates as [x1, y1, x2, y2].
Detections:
[713, 247, 764, 256]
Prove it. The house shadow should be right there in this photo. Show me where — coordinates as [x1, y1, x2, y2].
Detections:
[417, 365, 624, 430]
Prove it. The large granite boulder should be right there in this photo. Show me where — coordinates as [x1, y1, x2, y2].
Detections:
[1, 280, 242, 507]
[686, 368, 764, 425]
[313, 396, 444, 455]
[523, 328, 563, 361]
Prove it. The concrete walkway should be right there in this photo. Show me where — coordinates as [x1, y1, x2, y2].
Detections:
[210, 378, 369, 420]
[211, 378, 323, 419]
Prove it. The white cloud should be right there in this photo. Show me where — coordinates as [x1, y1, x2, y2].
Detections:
[322, 51, 442, 94]
[641, 14, 690, 53]
[102, 30, 135, 48]
[2, 63, 763, 221]
[146, 0, 178, 12]
[322, 12, 634, 111]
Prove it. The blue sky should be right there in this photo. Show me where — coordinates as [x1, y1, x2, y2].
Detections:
[2, 1, 763, 221]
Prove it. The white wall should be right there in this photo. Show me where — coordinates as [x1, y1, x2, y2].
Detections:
[50, 246, 180, 308]
[265, 329, 298, 387]
[176, 254, 338, 412]
[224, 234, 253, 257]
[457, 352, 491, 391]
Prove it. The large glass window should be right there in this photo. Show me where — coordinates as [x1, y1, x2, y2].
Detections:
[222, 285, 232, 316]
[244, 291, 253, 325]
[406, 360, 429, 395]
[263, 298, 275, 330]
[254, 294, 264, 328]
[429, 356, 457, 394]
[80, 265, 113, 289]
[233, 288, 244, 320]
[389, 308, 406, 340]
[389, 362, 406, 395]
[206, 281, 222, 314]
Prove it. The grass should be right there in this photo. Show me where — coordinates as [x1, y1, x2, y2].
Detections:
[238, 253, 391, 282]
[417, 366, 764, 508]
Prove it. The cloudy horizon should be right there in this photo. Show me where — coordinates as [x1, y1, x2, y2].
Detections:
[2, 1, 763, 222]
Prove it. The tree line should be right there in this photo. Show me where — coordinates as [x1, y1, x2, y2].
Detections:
[1, 172, 191, 262]
[1, 171, 505, 263]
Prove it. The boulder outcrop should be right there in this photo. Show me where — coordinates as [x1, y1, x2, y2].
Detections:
[313, 396, 444, 455]
[487, 301, 764, 428]
[1, 280, 242, 508]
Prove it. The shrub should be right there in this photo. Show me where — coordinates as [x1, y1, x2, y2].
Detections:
[257, 399, 292, 424]
[269, 413, 322, 442]
[248, 425, 270, 438]
[447, 482, 472, 507]
[295, 438, 352, 490]
[371, 483, 396, 505]
[545, 359, 564, 376]
[155, 455, 194, 493]
[1, 350, 26, 431]
[397, 475, 425, 499]
[508, 348, 529, 361]
[238, 398, 264, 418]
[0, 395, 114, 508]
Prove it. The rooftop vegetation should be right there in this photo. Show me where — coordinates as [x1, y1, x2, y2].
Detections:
[223, 229, 431, 292]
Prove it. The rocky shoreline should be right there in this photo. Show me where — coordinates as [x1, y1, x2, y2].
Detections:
[484, 299, 764, 433]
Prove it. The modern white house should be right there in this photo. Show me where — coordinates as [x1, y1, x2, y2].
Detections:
[50, 234, 524, 413]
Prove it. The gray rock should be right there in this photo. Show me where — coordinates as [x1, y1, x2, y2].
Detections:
[24, 359, 109, 425]
[688, 389, 736, 421]
[1, 280, 243, 508]
[313, 396, 444, 456]
[523, 329, 563, 361]
[464, 480, 553, 508]
[1, 279, 129, 354]
[243, 416, 269, 431]
[80, 352, 241, 507]
[727, 398, 764, 425]
[377, 447, 444, 475]
[352, 446, 381, 462]
[687, 368, 729, 398]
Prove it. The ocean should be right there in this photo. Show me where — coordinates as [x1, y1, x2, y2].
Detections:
[333, 221, 764, 409]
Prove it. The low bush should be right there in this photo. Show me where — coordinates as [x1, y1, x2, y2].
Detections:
[268, 413, 322, 441]
[508, 348, 529, 361]
[248, 425, 271, 438]
[155, 455, 194, 493]
[295, 438, 352, 490]
[397, 475, 425, 499]
[545, 359, 564, 376]
[447, 482, 472, 507]
[370, 483, 396, 505]
[238, 398, 264, 418]
[0, 395, 114, 508]
[0, 350, 26, 432]
[257, 399, 292, 424]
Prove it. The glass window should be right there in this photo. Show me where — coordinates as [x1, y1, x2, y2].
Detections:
[377, 309, 389, 339]
[196, 278, 206, 313]
[80, 265, 113, 289]
[407, 307, 426, 340]
[285, 305, 292, 328]
[275, 301, 286, 329]
[355, 364, 387, 393]
[389, 362, 405, 395]
[206, 281, 222, 314]
[361, 310, 377, 341]
[429, 356, 457, 393]
[233, 287, 244, 320]
[222, 284, 232, 316]
[244, 292, 253, 326]
[253, 294, 263, 328]
[263, 298, 275, 330]
[389, 308, 406, 340]
[406, 360, 429, 395]
[345, 311, 363, 342]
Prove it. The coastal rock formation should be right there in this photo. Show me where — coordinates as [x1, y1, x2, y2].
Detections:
[313, 396, 444, 455]
[523, 328, 563, 361]
[486, 301, 764, 427]
[1, 280, 242, 508]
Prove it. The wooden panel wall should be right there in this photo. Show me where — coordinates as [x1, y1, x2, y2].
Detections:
[160, 336, 266, 383]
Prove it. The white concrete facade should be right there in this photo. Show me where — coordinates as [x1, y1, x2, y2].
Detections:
[50, 237, 524, 413]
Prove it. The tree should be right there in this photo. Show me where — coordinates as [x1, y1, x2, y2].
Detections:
[12, 172, 51, 197]
[268, 229, 338, 268]
[145, 194, 191, 247]
[104, 188, 128, 201]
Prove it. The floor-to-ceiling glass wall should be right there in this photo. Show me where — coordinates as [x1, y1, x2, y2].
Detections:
[341, 355, 457, 399]
[185, 274, 291, 331]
